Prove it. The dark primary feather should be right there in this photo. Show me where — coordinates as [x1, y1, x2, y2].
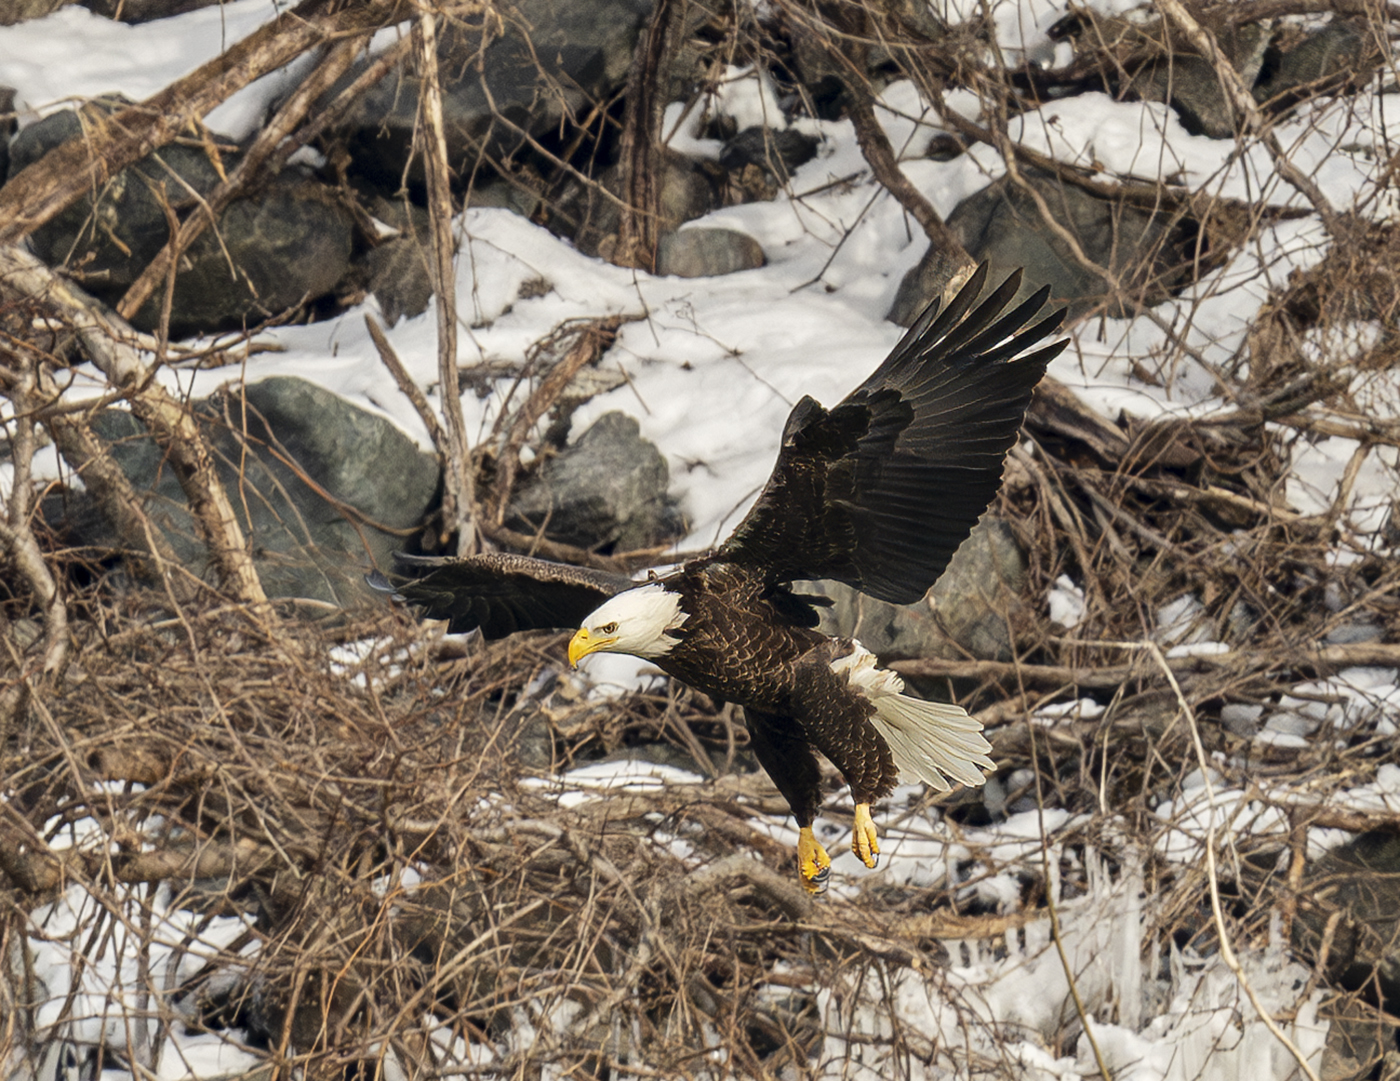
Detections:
[371, 552, 634, 638]
[716, 265, 1067, 604]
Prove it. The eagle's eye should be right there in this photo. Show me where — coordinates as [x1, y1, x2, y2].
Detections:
[599, 621, 619, 635]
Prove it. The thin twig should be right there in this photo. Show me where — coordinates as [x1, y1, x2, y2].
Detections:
[1139, 639, 1324, 1081]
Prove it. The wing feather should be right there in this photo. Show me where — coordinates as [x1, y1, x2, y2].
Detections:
[716, 266, 1067, 604]
[370, 552, 634, 638]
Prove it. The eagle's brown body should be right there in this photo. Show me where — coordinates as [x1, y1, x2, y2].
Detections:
[372, 265, 1067, 889]
[650, 560, 897, 825]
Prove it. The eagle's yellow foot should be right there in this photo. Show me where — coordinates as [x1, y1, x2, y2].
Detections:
[798, 826, 831, 894]
[852, 803, 880, 869]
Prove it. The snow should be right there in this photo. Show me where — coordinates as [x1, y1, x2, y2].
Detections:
[3, 0, 1399, 1077]
[1048, 574, 1086, 629]
[0, 0, 293, 137]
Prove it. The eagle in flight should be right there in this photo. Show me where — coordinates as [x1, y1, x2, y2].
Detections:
[374, 265, 1066, 893]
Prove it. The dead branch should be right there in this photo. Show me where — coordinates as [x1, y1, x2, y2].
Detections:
[416, 7, 475, 555]
[846, 91, 973, 287]
[613, 0, 684, 271]
[365, 312, 449, 453]
[476, 517, 670, 573]
[893, 638, 1400, 688]
[0, 246, 268, 608]
[1209, 0, 1400, 21]
[1259, 801, 1400, 836]
[0, 827, 276, 895]
[0, 349, 68, 741]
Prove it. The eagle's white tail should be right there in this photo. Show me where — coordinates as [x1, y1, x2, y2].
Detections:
[832, 644, 995, 791]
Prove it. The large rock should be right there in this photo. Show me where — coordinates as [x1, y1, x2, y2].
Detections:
[42, 378, 439, 605]
[507, 411, 682, 553]
[889, 170, 1197, 325]
[1255, 20, 1382, 110]
[11, 104, 223, 281]
[795, 517, 1028, 662]
[331, 0, 654, 187]
[1126, 24, 1269, 138]
[9, 106, 354, 337]
[132, 177, 352, 336]
[0, 0, 74, 24]
[80, 0, 222, 20]
[657, 228, 765, 278]
[1293, 830, 1400, 1012]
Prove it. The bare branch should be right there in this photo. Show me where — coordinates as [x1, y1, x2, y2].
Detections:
[0, 245, 269, 608]
[416, 6, 475, 555]
[613, 0, 683, 271]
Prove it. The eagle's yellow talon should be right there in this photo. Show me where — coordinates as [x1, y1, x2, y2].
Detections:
[798, 826, 831, 894]
[852, 803, 880, 869]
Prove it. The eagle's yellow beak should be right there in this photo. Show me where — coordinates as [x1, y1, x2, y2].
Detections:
[568, 627, 616, 668]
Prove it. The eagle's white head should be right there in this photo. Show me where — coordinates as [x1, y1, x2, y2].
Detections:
[568, 584, 689, 665]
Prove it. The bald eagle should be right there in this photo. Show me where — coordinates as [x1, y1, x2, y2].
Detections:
[373, 266, 1066, 893]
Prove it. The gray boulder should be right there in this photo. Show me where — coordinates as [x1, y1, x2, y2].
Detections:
[507, 411, 682, 553]
[1255, 20, 1382, 109]
[1122, 19, 1376, 138]
[889, 170, 1196, 325]
[42, 377, 439, 605]
[10, 106, 353, 337]
[11, 104, 224, 285]
[128, 177, 353, 336]
[80, 0, 222, 20]
[331, 0, 654, 186]
[796, 517, 1028, 662]
[1126, 24, 1269, 138]
[657, 229, 765, 278]
[1293, 830, 1400, 1010]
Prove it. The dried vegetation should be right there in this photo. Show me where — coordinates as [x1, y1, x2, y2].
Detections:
[3, 0, 1400, 1078]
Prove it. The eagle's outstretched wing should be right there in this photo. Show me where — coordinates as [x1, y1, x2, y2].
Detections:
[369, 552, 634, 638]
[714, 265, 1067, 604]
